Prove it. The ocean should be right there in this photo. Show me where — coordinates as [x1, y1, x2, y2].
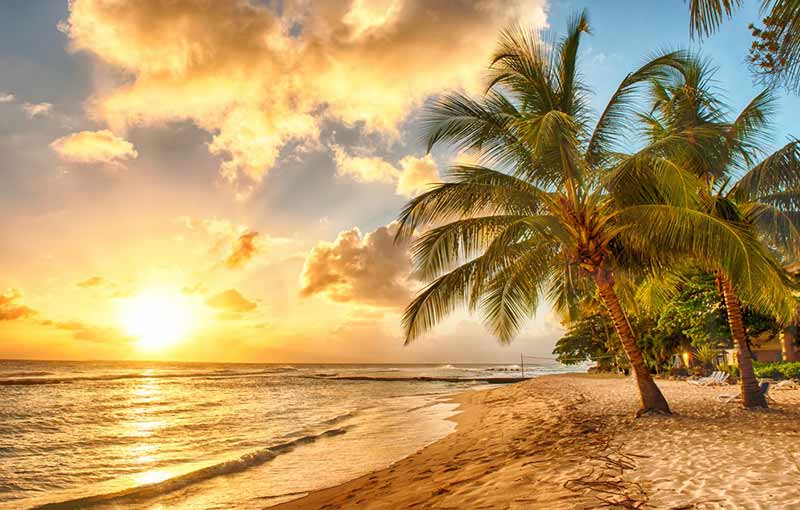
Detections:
[0, 360, 580, 510]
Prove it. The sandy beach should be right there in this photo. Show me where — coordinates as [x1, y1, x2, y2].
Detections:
[271, 375, 800, 510]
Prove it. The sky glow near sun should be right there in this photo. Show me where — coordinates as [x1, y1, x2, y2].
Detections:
[2, 0, 795, 363]
[119, 290, 195, 351]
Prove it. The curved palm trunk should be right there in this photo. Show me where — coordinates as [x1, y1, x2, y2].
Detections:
[593, 270, 671, 415]
[720, 276, 768, 409]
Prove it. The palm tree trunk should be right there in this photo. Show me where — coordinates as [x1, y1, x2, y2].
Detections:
[720, 276, 768, 409]
[593, 269, 671, 415]
[781, 323, 798, 362]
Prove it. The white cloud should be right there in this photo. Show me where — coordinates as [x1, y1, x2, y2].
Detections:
[331, 146, 440, 197]
[0, 93, 14, 103]
[50, 130, 138, 164]
[22, 102, 52, 118]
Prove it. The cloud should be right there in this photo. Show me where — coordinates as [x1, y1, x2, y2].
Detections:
[74, 275, 130, 296]
[395, 155, 440, 197]
[300, 221, 412, 307]
[332, 145, 399, 184]
[332, 146, 440, 197]
[205, 289, 258, 319]
[0, 93, 14, 103]
[76, 276, 106, 288]
[61, 0, 547, 183]
[179, 216, 292, 268]
[53, 320, 131, 343]
[22, 102, 52, 118]
[51, 130, 138, 165]
[0, 289, 38, 321]
[224, 231, 259, 269]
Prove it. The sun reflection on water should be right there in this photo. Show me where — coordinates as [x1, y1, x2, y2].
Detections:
[134, 469, 171, 486]
[121, 377, 175, 486]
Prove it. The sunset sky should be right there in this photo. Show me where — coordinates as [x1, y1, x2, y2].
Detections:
[2, 0, 800, 363]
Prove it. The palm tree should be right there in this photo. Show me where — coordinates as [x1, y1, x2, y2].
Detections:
[394, 12, 787, 414]
[688, 0, 800, 92]
[637, 56, 800, 407]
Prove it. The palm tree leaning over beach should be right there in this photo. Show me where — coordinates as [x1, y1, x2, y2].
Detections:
[633, 56, 800, 407]
[394, 12, 788, 414]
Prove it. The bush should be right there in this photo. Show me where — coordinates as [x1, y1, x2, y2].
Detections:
[752, 361, 800, 380]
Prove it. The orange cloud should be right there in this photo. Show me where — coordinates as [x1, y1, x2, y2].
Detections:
[51, 129, 138, 165]
[179, 216, 292, 269]
[300, 222, 412, 307]
[61, 0, 547, 183]
[205, 289, 258, 314]
[76, 276, 106, 288]
[224, 232, 259, 269]
[0, 289, 37, 321]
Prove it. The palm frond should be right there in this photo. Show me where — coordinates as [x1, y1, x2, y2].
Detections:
[688, 0, 743, 38]
[419, 91, 520, 157]
[741, 201, 800, 258]
[547, 261, 594, 322]
[556, 9, 591, 116]
[489, 25, 558, 113]
[731, 140, 800, 201]
[587, 50, 689, 165]
[480, 246, 558, 342]
[616, 203, 796, 320]
[394, 165, 546, 242]
[723, 89, 776, 170]
[402, 257, 484, 344]
[635, 271, 689, 315]
[402, 240, 544, 343]
[410, 215, 531, 280]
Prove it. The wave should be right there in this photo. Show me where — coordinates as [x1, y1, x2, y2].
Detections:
[486, 365, 522, 372]
[318, 410, 357, 427]
[0, 371, 54, 377]
[301, 374, 527, 383]
[29, 426, 352, 510]
[312, 372, 338, 378]
[0, 368, 289, 386]
[435, 365, 486, 372]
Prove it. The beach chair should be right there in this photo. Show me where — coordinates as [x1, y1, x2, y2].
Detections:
[689, 371, 717, 385]
[690, 371, 727, 386]
[716, 381, 771, 403]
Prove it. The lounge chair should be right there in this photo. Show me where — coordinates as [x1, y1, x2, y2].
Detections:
[774, 380, 800, 390]
[717, 381, 771, 403]
[690, 371, 729, 386]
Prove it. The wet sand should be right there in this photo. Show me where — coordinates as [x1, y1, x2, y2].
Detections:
[269, 374, 800, 510]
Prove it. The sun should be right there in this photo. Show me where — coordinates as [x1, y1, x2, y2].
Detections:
[119, 289, 194, 350]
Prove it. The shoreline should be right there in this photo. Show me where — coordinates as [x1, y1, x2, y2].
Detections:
[268, 374, 800, 510]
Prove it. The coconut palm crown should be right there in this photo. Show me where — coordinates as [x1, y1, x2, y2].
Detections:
[637, 56, 800, 406]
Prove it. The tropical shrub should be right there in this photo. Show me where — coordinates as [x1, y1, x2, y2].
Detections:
[753, 361, 800, 380]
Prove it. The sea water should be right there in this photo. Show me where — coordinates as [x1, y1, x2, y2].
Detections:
[0, 360, 576, 509]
